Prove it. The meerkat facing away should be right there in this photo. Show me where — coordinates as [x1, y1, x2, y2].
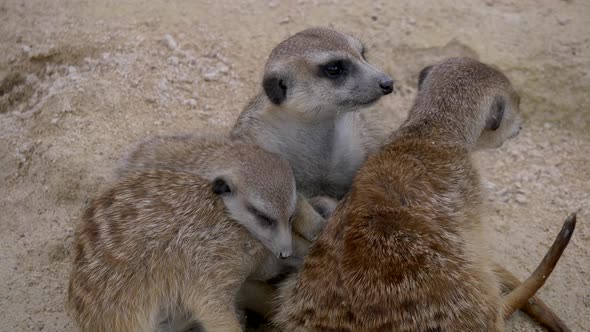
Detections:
[68, 141, 299, 332]
[231, 27, 394, 200]
[273, 58, 576, 331]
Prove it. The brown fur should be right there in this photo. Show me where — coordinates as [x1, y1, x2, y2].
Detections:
[68, 140, 299, 332]
[68, 171, 262, 332]
[115, 133, 325, 245]
[273, 58, 525, 331]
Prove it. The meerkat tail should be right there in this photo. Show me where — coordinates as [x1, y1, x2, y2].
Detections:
[494, 264, 571, 332]
[503, 213, 577, 319]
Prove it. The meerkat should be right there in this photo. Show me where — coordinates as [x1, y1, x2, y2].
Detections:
[231, 27, 394, 202]
[116, 134, 326, 244]
[68, 140, 300, 332]
[113, 134, 324, 323]
[273, 57, 576, 331]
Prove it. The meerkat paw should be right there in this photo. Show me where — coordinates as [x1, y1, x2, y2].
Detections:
[291, 194, 329, 242]
[309, 196, 339, 219]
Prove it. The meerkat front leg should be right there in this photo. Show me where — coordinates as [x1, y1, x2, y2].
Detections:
[291, 193, 332, 242]
[237, 280, 277, 319]
[188, 304, 242, 332]
[308, 195, 339, 219]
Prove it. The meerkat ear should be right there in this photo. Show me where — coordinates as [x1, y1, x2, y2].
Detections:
[417, 65, 433, 90]
[263, 72, 289, 105]
[212, 177, 234, 195]
[486, 96, 505, 131]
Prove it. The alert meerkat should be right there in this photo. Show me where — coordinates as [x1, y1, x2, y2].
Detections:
[68, 140, 300, 332]
[273, 57, 576, 331]
[231, 27, 394, 201]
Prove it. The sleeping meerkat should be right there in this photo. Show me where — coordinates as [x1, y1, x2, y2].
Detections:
[273, 58, 576, 331]
[116, 134, 326, 244]
[231, 27, 394, 201]
[68, 140, 299, 332]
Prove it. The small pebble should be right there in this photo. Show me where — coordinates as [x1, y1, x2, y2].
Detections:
[168, 56, 179, 66]
[163, 34, 178, 50]
[557, 16, 571, 26]
[185, 98, 197, 107]
[21, 44, 32, 55]
[515, 194, 528, 205]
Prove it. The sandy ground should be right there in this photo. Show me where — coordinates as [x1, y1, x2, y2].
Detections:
[0, 0, 589, 331]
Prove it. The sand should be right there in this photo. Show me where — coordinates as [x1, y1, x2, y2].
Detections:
[1, 0, 588, 331]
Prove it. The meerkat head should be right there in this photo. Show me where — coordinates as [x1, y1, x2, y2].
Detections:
[262, 27, 394, 121]
[415, 57, 523, 150]
[210, 150, 297, 259]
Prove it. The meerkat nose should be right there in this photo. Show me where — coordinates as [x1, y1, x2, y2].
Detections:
[279, 250, 292, 259]
[379, 78, 394, 95]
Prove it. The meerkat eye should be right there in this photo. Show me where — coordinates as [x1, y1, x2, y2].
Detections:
[323, 61, 346, 79]
[247, 205, 276, 227]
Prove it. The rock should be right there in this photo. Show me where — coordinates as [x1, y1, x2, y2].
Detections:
[168, 56, 179, 66]
[203, 64, 229, 81]
[21, 44, 32, 55]
[515, 193, 528, 205]
[184, 98, 197, 107]
[163, 34, 178, 50]
[557, 16, 571, 26]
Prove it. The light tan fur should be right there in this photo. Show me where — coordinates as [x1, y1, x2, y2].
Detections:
[68, 140, 298, 332]
[116, 134, 325, 245]
[273, 58, 571, 331]
[114, 134, 326, 324]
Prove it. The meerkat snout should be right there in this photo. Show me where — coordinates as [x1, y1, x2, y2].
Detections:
[379, 77, 395, 94]
[261, 28, 394, 120]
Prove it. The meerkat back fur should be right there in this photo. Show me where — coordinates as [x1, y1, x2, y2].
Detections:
[231, 27, 394, 199]
[68, 140, 298, 332]
[273, 58, 573, 331]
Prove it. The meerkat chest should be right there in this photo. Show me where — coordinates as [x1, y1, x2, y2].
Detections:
[266, 113, 367, 198]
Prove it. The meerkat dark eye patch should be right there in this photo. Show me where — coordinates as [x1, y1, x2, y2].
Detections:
[418, 65, 433, 90]
[212, 177, 232, 195]
[322, 60, 347, 79]
[486, 96, 505, 131]
[263, 75, 288, 105]
[247, 205, 276, 227]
